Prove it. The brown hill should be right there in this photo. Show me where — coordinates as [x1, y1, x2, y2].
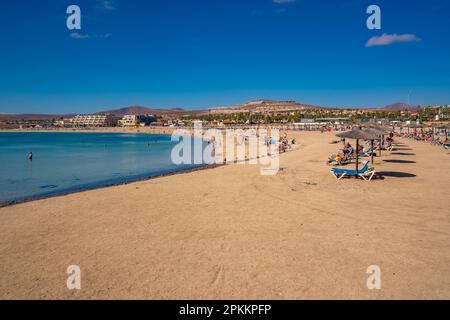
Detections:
[379, 103, 420, 111]
[96, 106, 190, 116]
[237, 99, 323, 111]
[207, 99, 324, 114]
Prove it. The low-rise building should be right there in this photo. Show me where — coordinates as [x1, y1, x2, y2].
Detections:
[0, 118, 55, 129]
[118, 115, 156, 127]
[70, 114, 115, 127]
[118, 115, 139, 127]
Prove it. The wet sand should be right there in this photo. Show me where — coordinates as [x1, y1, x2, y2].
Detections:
[0, 131, 449, 299]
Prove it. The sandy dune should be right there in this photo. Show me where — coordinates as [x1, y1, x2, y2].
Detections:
[1, 131, 449, 299]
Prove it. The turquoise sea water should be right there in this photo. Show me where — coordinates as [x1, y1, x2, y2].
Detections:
[0, 132, 206, 205]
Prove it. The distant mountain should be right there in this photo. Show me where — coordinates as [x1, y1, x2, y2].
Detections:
[379, 102, 419, 111]
[0, 101, 427, 121]
[0, 106, 206, 121]
[231, 99, 323, 111]
[96, 106, 189, 116]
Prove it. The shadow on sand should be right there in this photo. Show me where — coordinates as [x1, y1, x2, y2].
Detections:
[378, 171, 416, 178]
[394, 147, 413, 151]
[383, 159, 416, 164]
[394, 148, 412, 151]
[391, 152, 416, 156]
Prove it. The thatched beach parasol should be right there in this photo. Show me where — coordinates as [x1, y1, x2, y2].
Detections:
[336, 129, 380, 171]
[404, 122, 423, 135]
[408, 123, 424, 129]
[434, 124, 450, 138]
[360, 128, 384, 163]
[365, 125, 393, 156]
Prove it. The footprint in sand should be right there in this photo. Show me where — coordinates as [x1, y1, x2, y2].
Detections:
[210, 265, 225, 286]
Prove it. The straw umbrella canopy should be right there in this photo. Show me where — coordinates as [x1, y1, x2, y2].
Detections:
[430, 123, 447, 140]
[363, 127, 384, 136]
[362, 122, 391, 131]
[420, 123, 436, 139]
[402, 123, 411, 134]
[351, 121, 370, 129]
[363, 123, 393, 135]
[435, 124, 450, 138]
[434, 123, 450, 129]
[406, 123, 424, 136]
[378, 125, 394, 134]
[360, 125, 392, 156]
[408, 123, 424, 129]
[367, 124, 391, 138]
[444, 124, 450, 139]
[336, 129, 380, 171]
[361, 128, 384, 163]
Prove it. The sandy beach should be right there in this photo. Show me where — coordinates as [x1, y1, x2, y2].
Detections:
[1, 130, 449, 299]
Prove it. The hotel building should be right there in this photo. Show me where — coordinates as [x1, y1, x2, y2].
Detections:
[70, 114, 115, 127]
[118, 115, 157, 127]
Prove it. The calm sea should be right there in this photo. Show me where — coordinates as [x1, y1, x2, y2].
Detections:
[0, 132, 206, 205]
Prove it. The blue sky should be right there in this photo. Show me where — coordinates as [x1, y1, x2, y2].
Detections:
[0, 0, 449, 113]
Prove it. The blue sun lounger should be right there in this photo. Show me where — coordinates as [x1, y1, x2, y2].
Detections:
[330, 161, 376, 181]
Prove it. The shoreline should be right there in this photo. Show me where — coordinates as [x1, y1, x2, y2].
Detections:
[0, 163, 220, 209]
[0, 130, 200, 208]
[0, 127, 179, 135]
[0, 129, 297, 208]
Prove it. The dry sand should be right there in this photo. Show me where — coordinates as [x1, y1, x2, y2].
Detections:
[0, 131, 449, 299]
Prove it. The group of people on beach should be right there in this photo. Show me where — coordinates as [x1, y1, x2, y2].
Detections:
[327, 133, 395, 166]
[398, 128, 449, 148]
[278, 134, 294, 153]
[328, 141, 358, 165]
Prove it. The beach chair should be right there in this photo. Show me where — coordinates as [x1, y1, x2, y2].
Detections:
[386, 143, 395, 152]
[330, 161, 376, 181]
[362, 145, 381, 157]
[327, 152, 353, 166]
[359, 145, 376, 157]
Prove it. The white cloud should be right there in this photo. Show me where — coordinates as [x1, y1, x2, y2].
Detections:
[98, 33, 112, 39]
[70, 32, 112, 40]
[70, 32, 90, 39]
[101, 0, 116, 11]
[273, 0, 296, 3]
[366, 33, 420, 47]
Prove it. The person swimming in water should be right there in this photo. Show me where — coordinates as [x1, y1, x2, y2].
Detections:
[28, 151, 33, 161]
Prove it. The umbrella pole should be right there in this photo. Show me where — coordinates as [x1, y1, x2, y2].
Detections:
[371, 140, 374, 164]
[356, 139, 359, 173]
[379, 135, 382, 157]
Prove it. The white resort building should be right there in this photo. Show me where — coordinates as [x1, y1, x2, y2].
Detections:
[70, 114, 115, 127]
[118, 115, 139, 127]
[118, 115, 157, 127]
